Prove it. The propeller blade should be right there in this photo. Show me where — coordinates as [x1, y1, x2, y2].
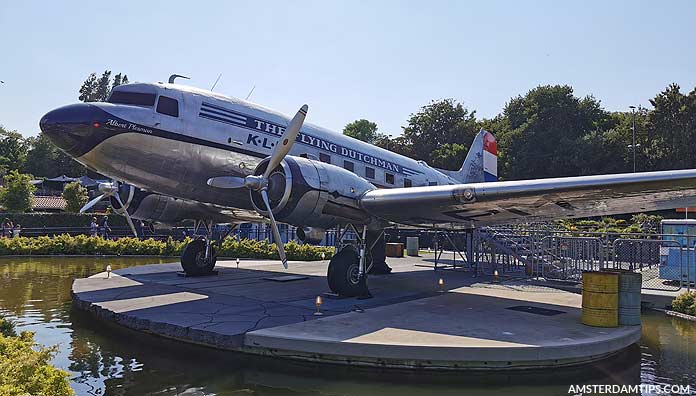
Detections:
[207, 176, 247, 189]
[263, 104, 308, 180]
[113, 194, 138, 237]
[261, 189, 287, 268]
[80, 194, 106, 213]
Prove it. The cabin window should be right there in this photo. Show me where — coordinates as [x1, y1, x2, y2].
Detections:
[429, 181, 438, 186]
[404, 178, 412, 187]
[365, 167, 375, 179]
[108, 91, 156, 106]
[156, 96, 179, 117]
[319, 153, 331, 163]
[385, 173, 395, 185]
[343, 160, 354, 172]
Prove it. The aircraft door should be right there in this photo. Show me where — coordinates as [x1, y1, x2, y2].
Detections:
[151, 90, 190, 187]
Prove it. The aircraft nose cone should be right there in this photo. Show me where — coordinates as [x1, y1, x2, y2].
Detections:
[39, 103, 101, 156]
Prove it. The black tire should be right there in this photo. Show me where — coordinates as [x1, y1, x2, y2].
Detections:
[181, 239, 217, 275]
[327, 246, 355, 292]
[327, 246, 368, 297]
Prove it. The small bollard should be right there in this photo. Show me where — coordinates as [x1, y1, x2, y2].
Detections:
[236, 258, 240, 269]
[438, 278, 445, 293]
[106, 264, 112, 279]
[493, 270, 499, 283]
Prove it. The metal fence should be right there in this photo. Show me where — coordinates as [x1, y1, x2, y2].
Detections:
[472, 225, 694, 292]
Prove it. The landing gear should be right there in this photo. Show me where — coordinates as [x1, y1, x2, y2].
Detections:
[180, 220, 219, 276]
[327, 225, 380, 298]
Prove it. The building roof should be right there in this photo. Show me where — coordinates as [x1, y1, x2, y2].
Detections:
[31, 195, 66, 211]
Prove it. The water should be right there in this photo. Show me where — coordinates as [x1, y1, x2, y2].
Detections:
[0, 257, 694, 396]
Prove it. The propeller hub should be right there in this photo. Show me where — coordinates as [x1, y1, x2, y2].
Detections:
[243, 175, 266, 191]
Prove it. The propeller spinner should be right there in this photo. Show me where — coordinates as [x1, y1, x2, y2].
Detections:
[207, 104, 308, 268]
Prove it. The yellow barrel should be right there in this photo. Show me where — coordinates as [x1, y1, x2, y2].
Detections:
[582, 271, 619, 327]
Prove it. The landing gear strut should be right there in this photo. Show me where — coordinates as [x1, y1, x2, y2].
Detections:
[181, 220, 219, 276]
[327, 225, 383, 298]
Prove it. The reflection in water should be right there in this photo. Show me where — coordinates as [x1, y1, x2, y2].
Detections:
[0, 257, 694, 395]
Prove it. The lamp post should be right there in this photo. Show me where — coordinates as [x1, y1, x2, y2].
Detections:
[629, 106, 637, 172]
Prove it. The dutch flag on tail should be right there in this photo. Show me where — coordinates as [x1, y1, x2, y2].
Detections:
[437, 129, 498, 184]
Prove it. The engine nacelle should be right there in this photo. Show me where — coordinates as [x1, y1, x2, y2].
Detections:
[296, 227, 326, 245]
[250, 156, 376, 229]
[109, 184, 231, 225]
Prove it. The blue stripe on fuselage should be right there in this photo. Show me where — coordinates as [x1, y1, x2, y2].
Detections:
[198, 102, 417, 176]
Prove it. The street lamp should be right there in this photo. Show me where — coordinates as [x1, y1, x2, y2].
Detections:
[628, 106, 638, 172]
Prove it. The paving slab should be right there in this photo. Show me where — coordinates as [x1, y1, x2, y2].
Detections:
[72, 255, 641, 370]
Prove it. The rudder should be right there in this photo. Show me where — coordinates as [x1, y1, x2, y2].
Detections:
[437, 129, 497, 183]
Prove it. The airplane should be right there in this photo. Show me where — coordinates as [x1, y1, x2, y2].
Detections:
[39, 76, 696, 297]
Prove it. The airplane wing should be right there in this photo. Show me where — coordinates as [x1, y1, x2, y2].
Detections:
[359, 169, 696, 228]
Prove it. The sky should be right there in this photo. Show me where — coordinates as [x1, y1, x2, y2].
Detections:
[1, 0, 695, 138]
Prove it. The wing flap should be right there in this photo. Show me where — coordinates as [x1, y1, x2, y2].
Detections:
[359, 169, 696, 228]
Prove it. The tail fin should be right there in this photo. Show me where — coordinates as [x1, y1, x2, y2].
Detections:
[437, 129, 497, 183]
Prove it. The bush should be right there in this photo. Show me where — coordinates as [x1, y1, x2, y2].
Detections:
[0, 318, 14, 338]
[672, 291, 696, 316]
[0, 316, 73, 396]
[62, 182, 88, 213]
[0, 235, 334, 260]
[0, 170, 36, 213]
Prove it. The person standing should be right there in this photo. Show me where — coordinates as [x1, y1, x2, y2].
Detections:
[12, 224, 21, 238]
[1, 218, 12, 238]
[100, 216, 111, 239]
[90, 217, 99, 237]
[137, 220, 145, 239]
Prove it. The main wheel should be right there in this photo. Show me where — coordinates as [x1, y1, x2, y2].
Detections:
[327, 246, 368, 297]
[181, 239, 217, 275]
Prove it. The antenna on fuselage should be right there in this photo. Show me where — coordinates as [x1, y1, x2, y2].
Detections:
[168, 74, 190, 84]
[210, 73, 222, 91]
[245, 85, 256, 100]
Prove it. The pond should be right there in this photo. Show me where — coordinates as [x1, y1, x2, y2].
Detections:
[0, 257, 694, 395]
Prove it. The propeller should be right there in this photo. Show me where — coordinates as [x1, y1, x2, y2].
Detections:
[207, 104, 308, 268]
[80, 180, 138, 237]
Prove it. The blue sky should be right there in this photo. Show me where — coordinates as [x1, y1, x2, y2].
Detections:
[1, 0, 695, 137]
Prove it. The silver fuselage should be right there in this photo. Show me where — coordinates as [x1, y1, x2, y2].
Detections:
[41, 82, 457, 222]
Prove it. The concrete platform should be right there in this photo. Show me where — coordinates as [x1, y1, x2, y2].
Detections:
[72, 256, 641, 370]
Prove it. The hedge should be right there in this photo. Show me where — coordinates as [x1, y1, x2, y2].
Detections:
[672, 291, 696, 316]
[0, 235, 334, 261]
[0, 316, 73, 396]
[0, 212, 127, 228]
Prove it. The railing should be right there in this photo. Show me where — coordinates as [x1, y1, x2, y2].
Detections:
[475, 225, 694, 292]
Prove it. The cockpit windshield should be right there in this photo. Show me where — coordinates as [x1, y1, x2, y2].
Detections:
[107, 91, 156, 106]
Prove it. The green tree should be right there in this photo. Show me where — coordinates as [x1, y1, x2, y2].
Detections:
[496, 85, 614, 180]
[23, 133, 86, 178]
[78, 72, 98, 102]
[400, 99, 479, 169]
[112, 72, 129, 88]
[0, 126, 28, 176]
[0, 171, 36, 213]
[343, 119, 380, 143]
[645, 84, 696, 170]
[94, 70, 112, 102]
[78, 70, 130, 102]
[62, 182, 88, 213]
